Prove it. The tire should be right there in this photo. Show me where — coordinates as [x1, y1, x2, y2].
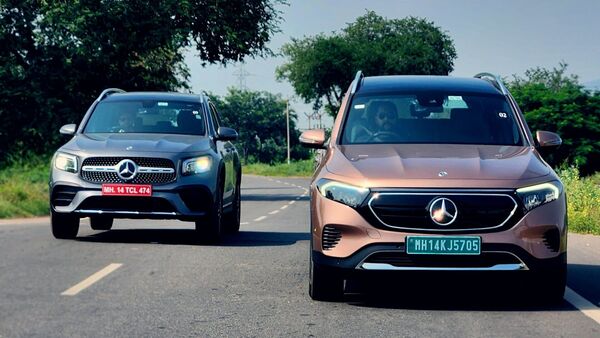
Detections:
[196, 178, 224, 243]
[225, 179, 241, 234]
[309, 255, 344, 301]
[90, 216, 113, 231]
[531, 262, 567, 304]
[51, 210, 80, 239]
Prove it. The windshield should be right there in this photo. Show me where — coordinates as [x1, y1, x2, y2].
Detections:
[341, 92, 523, 146]
[83, 100, 206, 135]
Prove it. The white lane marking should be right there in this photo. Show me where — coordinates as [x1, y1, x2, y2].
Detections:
[61, 263, 122, 296]
[280, 205, 288, 210]
[276, 180, 282, 183]
[241, 222, 249, 225]
[268, 210, 280, 215]
[254, 216, 267, 222]
[565, 287, 600, 325]
[288, 200, 296, 205]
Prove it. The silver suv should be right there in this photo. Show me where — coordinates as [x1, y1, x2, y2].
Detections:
[50, 89, 241, 243]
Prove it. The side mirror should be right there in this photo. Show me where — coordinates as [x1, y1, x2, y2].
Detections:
[59, 124, 77, 135]
[216, 127, 238, 141]
[299, 129, 326, 149]
[536, 130, 562, 148]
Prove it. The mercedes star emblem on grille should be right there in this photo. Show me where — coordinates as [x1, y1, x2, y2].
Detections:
[429, 197, 458, 226]
[116, 159, 138, 181]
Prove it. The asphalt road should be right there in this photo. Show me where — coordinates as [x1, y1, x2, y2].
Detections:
[0, 175, 599, 337]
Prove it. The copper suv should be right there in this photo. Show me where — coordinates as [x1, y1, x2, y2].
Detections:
[300, 72, 567, 302]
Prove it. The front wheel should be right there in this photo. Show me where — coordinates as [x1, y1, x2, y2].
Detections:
[531, 262, 567, 304]
[51, 210, 80, 239]
[309, 255, 344, 301]
[226, 179, 241, 233]
[196, 180, 224, 243]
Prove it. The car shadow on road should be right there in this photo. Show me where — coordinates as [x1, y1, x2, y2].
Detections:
[76, 229, 310, 247]
[343, 274, 579, 312]
[567, 263, 600, 306]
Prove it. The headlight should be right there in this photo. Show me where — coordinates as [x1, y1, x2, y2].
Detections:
[316, 179, 370, 208]
[516, 181, 562, 212]
[182, 156, 212, 175]
[54, 152, 78, 173]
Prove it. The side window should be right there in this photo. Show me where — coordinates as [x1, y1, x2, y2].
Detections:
[209, 103, 222, 132]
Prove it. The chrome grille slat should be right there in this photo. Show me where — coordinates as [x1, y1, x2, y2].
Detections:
[81, 157, 176, 185]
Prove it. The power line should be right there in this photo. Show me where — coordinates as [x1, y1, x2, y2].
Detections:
[232, 63, 253, 90]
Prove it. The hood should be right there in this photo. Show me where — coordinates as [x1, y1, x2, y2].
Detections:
[61, 133, 212, 154]
[325, 144, 551, 188]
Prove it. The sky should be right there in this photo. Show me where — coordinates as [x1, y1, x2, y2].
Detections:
[184, 0, 600, 129]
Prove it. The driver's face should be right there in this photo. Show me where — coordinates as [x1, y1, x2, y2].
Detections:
[119, 113, 134, 128]
[375, 107, 397, 131]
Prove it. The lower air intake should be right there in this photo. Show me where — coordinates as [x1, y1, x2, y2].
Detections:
[322, 226, 342, 251]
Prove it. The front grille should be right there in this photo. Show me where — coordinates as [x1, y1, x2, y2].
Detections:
[363, 251, 522, 268]
[322, 225, 342, 250]
[51, 185, 81, 207]
[81, 157, 176, 185]
[365, 192, 521, 232]
[77, 196, 176, 213]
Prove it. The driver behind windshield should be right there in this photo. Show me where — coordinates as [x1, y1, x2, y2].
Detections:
[112, 110, 137, 133]
[351, 100, 398, 142]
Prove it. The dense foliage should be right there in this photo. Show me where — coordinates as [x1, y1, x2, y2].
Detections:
[276, 11, 457, 116]
[210, 88, 309, 164]
[0, 0, 282, 163]
[509, 64, 600, 174]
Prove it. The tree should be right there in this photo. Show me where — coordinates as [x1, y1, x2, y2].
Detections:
[0, 0, 283, 162]
[508, 63, 600, 174]
[276, 11, 457, 116]
[210, 88, 309, 164]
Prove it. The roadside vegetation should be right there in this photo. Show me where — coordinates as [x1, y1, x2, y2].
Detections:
[557, 166, 600, 235]
[243, 160, 314, 177]
[0, 156, 49, 218]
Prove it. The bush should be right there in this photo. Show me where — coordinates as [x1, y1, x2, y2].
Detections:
[557, 166, 600, 235]
[0, 155, 50, 218]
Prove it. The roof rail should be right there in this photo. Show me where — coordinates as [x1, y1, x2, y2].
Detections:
[350, 70, 364, 94]
[96, 88, 126, 102]
[474, 73, 509, 95]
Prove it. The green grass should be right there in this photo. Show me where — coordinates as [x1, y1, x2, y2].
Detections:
[0, 156, 50, 218]
[557, 166, 600, 235]
[242, 160, 314, 177]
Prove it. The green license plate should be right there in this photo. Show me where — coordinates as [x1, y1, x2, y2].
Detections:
[406, 236, 481, 255]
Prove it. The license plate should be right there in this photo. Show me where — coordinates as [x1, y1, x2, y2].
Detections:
[406, 236, 481, 255]
[102, 184, 152, 197]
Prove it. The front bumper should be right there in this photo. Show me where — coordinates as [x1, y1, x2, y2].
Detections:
[50, 170, 217, 221]
[311, 186, 568, 272]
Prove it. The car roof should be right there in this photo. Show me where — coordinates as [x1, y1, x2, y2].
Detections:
[103, 92, 204, 103]
[358, 76, 503, 95]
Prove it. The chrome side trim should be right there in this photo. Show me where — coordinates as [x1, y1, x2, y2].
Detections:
[75, 210, 177, 216]
[367, 192, 518, 232]
[360, 263, 526, 271]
